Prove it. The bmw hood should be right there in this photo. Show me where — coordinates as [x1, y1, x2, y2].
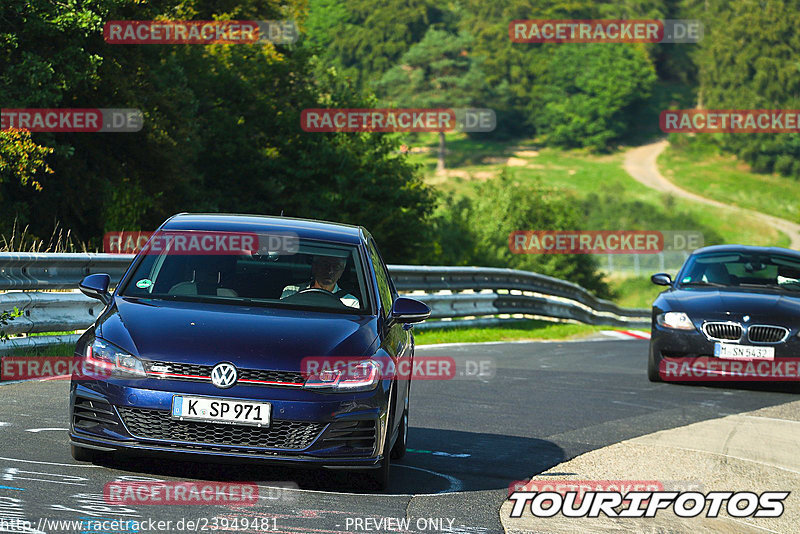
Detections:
[662, 288, 800, 323]
[96, 297, 379, 370]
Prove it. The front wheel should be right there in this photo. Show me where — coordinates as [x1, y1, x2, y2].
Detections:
[363, 420, 391, 491]
[647, 345, 662, 382]
[391, 385, 409, 460]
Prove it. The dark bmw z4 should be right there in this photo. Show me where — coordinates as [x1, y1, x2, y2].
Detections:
[648, 245, 800, 382]
[69, 213, 430, 489]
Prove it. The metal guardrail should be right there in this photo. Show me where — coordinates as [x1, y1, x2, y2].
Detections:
[0, 254, 650, 351]
[0, 253, 133, 290]
[388, 265, 646, 318]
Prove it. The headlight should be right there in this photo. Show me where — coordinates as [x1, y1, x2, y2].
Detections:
[303, 360, 381, 392]
[84, 338, 146, 379]
[656, 312, 695, 330]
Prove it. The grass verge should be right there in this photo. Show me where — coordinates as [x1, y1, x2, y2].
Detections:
[414, 319, 608, 345]
[659, 136, 800, 225]
[410, 133, 788, 248]
[607, 275, 665, 309]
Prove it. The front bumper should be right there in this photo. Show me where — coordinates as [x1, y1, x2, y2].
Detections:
[650, 323, 800, 360]
[69, 378, 388, 468]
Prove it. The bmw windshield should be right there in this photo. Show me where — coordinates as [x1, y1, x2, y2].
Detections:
[678, 252, 800, 292]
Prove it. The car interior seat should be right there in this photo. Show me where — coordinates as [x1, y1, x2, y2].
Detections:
[702, 263, 731, 285]
[168, 255, 239, 297]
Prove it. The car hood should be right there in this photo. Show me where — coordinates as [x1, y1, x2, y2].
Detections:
[96, 297, 378, 370]
[662, 287, 800, 323]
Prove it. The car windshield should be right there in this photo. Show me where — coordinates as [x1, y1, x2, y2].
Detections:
[120, 232, 369, 313]
[678, 252, 800, 292]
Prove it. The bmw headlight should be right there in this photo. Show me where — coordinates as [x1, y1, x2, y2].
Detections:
[83, 338, 146, 379]
[656, 312, 695, 330]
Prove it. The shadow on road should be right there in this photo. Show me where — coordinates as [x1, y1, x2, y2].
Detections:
[93, 427, 564, 495]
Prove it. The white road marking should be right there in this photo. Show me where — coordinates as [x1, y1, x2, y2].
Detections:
[25, 428, 68, 433]
[395, 464, 464, 493]
[0, 456, 99, 468]
[3, 468, 87, 486]
[600, 330, 634, 340]
[600, 330, 651, 340]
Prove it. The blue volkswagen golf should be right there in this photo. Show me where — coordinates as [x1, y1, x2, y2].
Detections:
[69, 213, 430, 489]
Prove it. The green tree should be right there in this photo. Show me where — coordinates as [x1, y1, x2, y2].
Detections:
[458, 0, 599, 138]
[376, 28, 489, 172]
[692, 0, 800, 179]
[532, 44, 657, 150]
[0, 129, 51, 191]
[304, 0, 447, 89]
[0, 0, 435, 262]
[424, 173, 612, 298]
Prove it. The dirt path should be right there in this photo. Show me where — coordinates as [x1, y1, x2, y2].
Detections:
[623, 140, 800, 249]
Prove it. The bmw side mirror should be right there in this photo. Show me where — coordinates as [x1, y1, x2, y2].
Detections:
[79, 273, 112, 305]
[651, 273, 672, 286]
[390, 297, 431, 325]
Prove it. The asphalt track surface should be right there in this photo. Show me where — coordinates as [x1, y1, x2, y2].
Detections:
[0, 338, 797, 534]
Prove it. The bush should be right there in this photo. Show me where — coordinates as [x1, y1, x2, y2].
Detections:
[0, 307, 21, 342]
[426, 172, 613, 298]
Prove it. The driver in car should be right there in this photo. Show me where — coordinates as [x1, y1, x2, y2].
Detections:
[280, 255, 359, 308]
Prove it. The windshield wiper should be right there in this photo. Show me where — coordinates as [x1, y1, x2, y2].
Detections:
[679, 281, 728, 287]
[737, 282, 786, 291]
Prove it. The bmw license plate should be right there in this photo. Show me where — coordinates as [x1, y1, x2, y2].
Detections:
[171, 396, 271, 427]
[714, 343, 775, 361]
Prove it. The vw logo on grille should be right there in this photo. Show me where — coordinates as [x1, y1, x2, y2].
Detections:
[211, 363, 238, 389]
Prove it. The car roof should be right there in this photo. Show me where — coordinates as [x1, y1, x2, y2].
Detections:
[161, 213, 365, 245]
[691, 244, 800, 260]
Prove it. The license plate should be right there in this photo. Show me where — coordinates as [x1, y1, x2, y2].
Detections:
[714, 343, 775, 361]
[171, 396, 271, 427]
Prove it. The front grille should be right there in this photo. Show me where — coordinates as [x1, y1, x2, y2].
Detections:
[703, 322, 742, 341]
[117, 407, 323, 450]
[73, 396, 119, 430]
[238, 369, 305, 385]
[144, 360, 305, 386]
[748, 325, 789, 344]
[145, 360, 211, 378]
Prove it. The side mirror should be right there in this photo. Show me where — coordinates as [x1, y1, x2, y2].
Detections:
[651, 273, 673, 286]
[79, 273, 112, 305]
[390, 297, 431, 324]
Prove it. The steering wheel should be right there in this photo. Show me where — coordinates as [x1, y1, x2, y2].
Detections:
[294, 287, 346, 306]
